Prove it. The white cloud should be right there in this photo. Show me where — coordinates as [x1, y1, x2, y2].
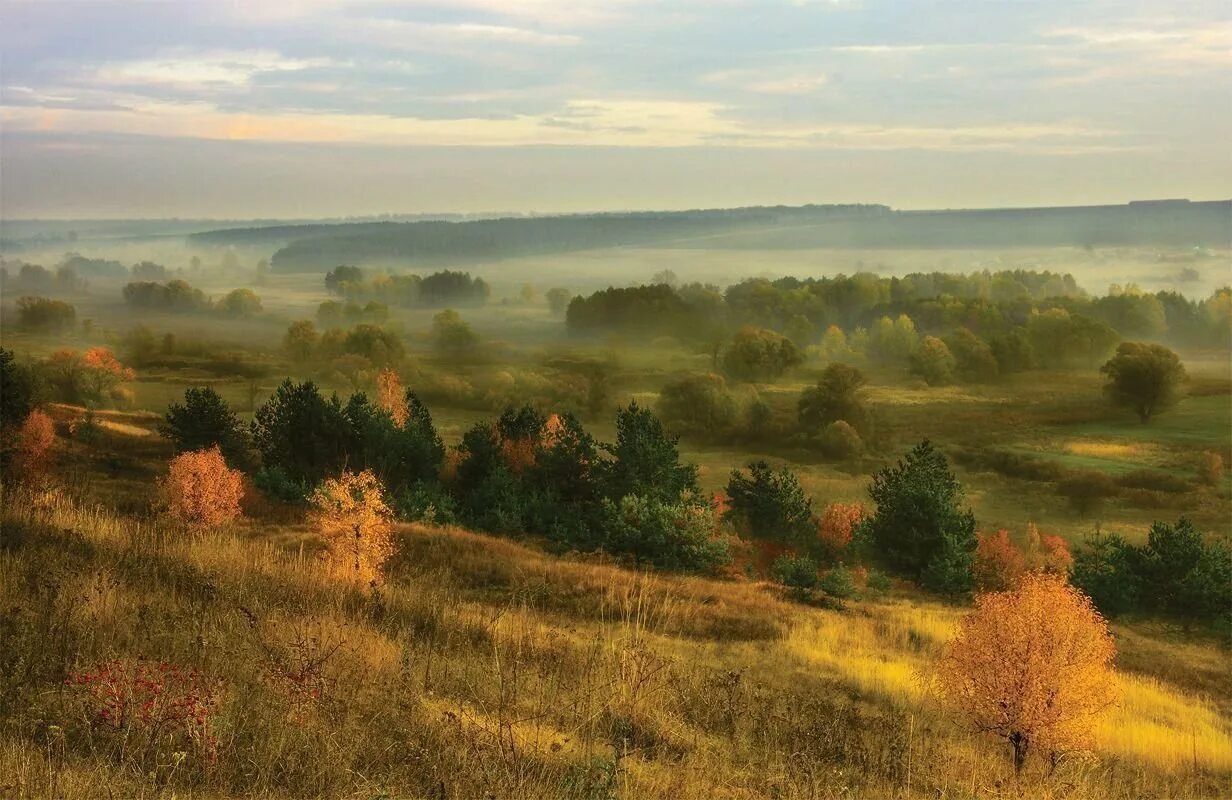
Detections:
[353, 19, 581, 49]
[1045, 22, 1232, 68]
[94, 50, 337, 89]
[0, 96, 1130, 154]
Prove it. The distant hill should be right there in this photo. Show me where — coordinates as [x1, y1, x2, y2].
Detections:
[181, 200, 1231, 273]
[251, 205, 892, 272]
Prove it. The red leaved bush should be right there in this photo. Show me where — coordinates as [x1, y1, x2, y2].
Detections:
[66, 659, 222, 765]
[817, 502, 865, 558]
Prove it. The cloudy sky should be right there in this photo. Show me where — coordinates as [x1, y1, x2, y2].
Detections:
[1, 0, 1229, 219]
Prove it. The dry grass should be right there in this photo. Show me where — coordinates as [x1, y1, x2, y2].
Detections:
[2, 482, 1230, 800]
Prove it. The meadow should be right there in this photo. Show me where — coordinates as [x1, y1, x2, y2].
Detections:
[2, 438, 1230, 799]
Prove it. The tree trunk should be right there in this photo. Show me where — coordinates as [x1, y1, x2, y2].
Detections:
[1010, 732, 1029, 774]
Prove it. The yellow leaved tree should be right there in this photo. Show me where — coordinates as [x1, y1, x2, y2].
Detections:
[309, 469, 395, 585]
[375, 368, 408, 427]
[936, 573, 1117, 773]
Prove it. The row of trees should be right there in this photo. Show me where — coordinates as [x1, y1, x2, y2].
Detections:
[565, 273, 1231, 377]
[324, 266, 491, 307]
[122, 281, 263, 318]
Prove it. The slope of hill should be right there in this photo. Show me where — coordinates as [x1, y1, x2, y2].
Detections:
[2, 410, 1230, 799]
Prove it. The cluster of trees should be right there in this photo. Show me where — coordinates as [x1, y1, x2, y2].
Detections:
[565, 272, 1231, 381]
[566, 283, 719, 340]
[324, 266, 490, 307]
[658, 362, 874, 456]
[283, 320, 406, 390]
[1, 262, 88, 295]
[1072, 518, 1231, 625]
[15, 296, 77, 332]
[122, 281, 263, 318]
[161, 381, 729, 571]
[718, 436, 1227, 629]
[0, 345, 138, 410]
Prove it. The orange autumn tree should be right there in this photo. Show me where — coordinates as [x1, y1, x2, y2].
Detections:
[817, 502, 864, 559]
[375, 368, 408, 427]
[81, 347, 136, 403]
[937, 573, 1117, 773]
[1025, 522, 1073, 576]
[309, 469, 395, 585]
[14, 408, 56, 480]
[163, 446, 244, 529]
[972, 529, 1027, 591]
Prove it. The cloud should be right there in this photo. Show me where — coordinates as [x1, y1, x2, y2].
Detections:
[93, 50, 338, 89]
[703, 68, 829, 95]
[352, 19, 582, 49]
[1045, 22, 1232, 69]
[0, 95, 1131, 153]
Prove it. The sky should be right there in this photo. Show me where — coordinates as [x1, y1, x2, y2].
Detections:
[1, 0, 1229, 219]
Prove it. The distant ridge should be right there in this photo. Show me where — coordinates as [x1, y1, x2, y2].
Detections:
[175, 200, 1232, 272]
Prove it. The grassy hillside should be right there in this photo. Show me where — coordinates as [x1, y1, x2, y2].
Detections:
[1, 412, 1229, 799]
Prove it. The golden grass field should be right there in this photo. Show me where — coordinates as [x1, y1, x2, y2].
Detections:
[2, 437, 1230, 799]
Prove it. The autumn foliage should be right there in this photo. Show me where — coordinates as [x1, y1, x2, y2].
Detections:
[817, 502, 864, 558]
[66, 659, 221, 765]
[14, 408, 56, 479]
[1025, 522, 1073, 575]
[163, 446, 245, 528]
[974, 523, 1072, 591]
[375, 368, 408, 427]
[937, 573, 1118, 773]
[309, 469, 395, 585]
[973, 529, 1027, 591]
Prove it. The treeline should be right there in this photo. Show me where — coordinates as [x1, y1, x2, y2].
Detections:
[567, 272, 1232, 373]
[267, 205, 891, 271]
[123, 281, 263, 318]
[0, 254, 169, 295]
[323, 266, 490, 307]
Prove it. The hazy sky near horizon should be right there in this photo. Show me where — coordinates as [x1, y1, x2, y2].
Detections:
[1, 0, 1229, 219]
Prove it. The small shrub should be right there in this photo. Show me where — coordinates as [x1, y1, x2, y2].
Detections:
[772, 554, 819, 592]
[65, 659, 221, 768]
[253, 466, 313, 503]
[973, 529, 1026, 591]
[818, 565, 857, 599]
[819, 420, 864, 459]
[817, 501, 865, 559]
[866, 568, 892, 593]
[1198, 450, 1224, 487]
[1058, 471, 1119, 515]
